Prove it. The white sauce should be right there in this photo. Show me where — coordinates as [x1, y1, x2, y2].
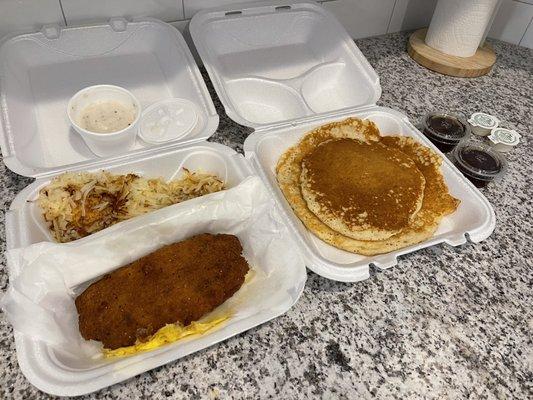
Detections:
[79, 101, 136, 133]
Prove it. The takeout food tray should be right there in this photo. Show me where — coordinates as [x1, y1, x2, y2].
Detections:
[6, 142, 254, 248]
[1, 1, 496, 396]
[243, 106, 495, 281]
[5, 177, 307, 396]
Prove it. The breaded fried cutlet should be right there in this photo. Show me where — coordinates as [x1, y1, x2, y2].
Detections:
[75, 233, 249, 350]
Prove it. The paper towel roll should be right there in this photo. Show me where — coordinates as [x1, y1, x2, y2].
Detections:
[426, 0, 499, 57]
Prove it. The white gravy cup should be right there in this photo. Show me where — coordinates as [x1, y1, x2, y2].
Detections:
[67, 85, 141, 157]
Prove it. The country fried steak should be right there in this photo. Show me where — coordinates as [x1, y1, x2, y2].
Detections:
[75, 233, 249, 350]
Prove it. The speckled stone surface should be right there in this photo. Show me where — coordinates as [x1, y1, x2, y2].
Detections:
[1, 32, 532, 399]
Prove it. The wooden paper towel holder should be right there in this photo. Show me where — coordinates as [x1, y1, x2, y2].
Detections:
[407, 28, 496, 77]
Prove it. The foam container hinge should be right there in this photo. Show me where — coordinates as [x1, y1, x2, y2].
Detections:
[0, 18, 218, 178]
[243, 106, 496, 281]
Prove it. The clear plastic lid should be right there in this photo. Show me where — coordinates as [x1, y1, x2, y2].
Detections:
[138, 98, 199, 144]
[422, 111, 470, 143]
[468, 112, 500, 129]
[452, 141, 507, 182]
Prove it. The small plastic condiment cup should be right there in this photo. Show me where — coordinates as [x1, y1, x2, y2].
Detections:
[67, 85, 141, 157]
[488, 127, 521, 153]
[421, 111, 470, 153]
[138, 98, 199, 144]
[468, 112, 500, 136]
[452, 141, 507, 188]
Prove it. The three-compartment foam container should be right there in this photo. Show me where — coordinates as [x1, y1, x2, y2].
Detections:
[1, 0, 496, 396]
[190, 0, 496, 282]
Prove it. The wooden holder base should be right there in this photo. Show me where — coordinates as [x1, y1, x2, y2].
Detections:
[407, 28, 496, 78]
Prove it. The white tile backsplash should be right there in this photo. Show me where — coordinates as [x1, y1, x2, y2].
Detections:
[60, 0, 184, 24]
[388, 0, 437, 32]
[488, 0, 533, 44]
[322, 0, 395, 39]
[0, 0, 531, 49]
[0, 0, 64, 38]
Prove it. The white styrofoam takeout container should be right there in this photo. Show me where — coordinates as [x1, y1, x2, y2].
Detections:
[0, 18, 218, 178]
[190, 0, 496, 282]
[6, 175, 307, 397]
[0, 16, 307, 396]
[243, 107, 495, 281]
[1, 0, 496, 395]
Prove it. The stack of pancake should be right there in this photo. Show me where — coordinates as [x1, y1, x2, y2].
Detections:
[276, 117, 460, 256]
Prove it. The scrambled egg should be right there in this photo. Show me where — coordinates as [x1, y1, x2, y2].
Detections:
[103, 316, 229, 358]
[101, 270, 256, 358]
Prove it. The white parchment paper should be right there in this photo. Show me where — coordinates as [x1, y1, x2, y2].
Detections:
[1, 177, 306, 359]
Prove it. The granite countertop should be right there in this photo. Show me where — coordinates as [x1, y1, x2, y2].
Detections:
[1, 32, 532, 399]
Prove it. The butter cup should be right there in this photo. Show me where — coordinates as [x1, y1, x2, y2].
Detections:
[468, 112, 500, 136]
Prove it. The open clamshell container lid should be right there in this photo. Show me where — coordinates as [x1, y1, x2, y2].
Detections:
[0, 18, 218, 178]
[190, 0, 496, 282]
[190, 0, 381, 129]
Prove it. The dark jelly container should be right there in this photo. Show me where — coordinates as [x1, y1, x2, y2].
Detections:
[422, 112, 470, 153]
[452, 142, 506, 188]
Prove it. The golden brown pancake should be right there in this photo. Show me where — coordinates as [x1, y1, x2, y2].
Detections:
[300, 138, 425, 240]
[276, 117, 460, 256]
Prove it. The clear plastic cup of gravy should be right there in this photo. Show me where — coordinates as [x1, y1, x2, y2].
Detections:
[452, 141, 507, 188]
[421, 111, 470, 153]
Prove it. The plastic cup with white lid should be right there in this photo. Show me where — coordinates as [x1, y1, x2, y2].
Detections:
[67, 85, 141, 157]
[468, 112, 500, 136]
[138, 98, 199, 144]
[488, 127, 520, 152]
